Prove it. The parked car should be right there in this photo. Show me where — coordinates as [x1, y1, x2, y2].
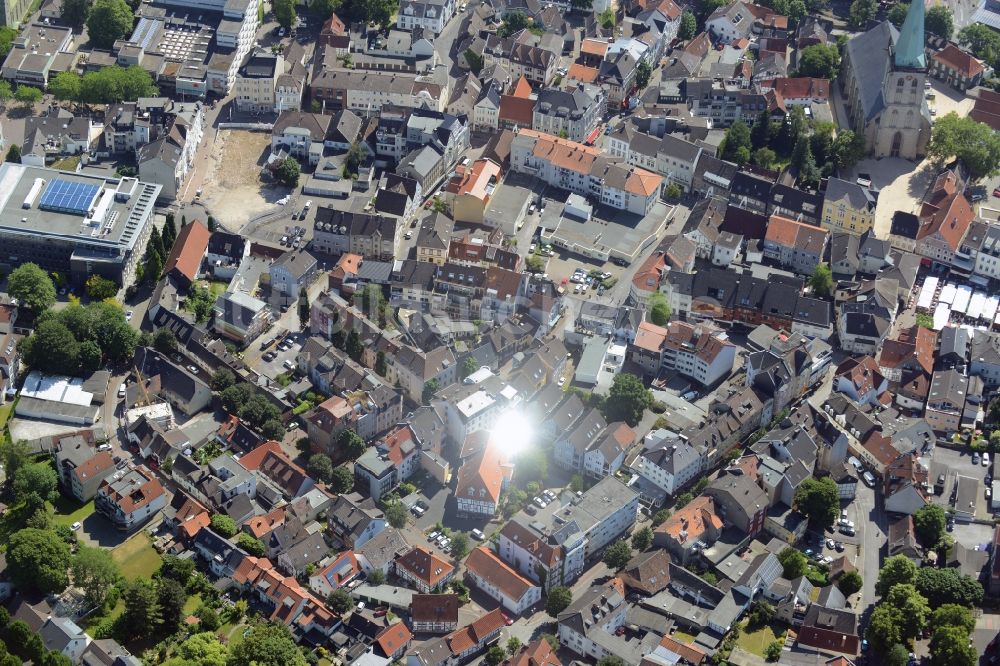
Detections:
[974, 452, 981, 465]
[471, 529, 485, 540]
[984, 453, 991, 467]
[71, 521, 82, 531]
[428, 531, 440, 541]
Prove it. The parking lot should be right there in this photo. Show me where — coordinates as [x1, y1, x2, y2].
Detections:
[928, 445, 990, 520]
[253, 333, 304, 380]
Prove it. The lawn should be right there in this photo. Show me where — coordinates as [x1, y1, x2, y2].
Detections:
[735, 623, 782, 657]
[0, 400, 15, 429]
[112, 533, 162, 580]
[82, 600, 124, 636]
[672, 629, 698, 644]
[183, 593, 203, 616]
[50, 496, 95, 528]
[50, 155, 81, 172]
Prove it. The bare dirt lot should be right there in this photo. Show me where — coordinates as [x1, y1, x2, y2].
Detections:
[199, 129, 292, 229]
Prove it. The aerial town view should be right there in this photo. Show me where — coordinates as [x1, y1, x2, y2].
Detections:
[1, 0, 1000, 662]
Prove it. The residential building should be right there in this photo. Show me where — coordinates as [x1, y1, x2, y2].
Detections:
[95, 466, 167, 531]
[410, 594, 459, 633]
[394, 546, 455, 593]
[396, 0, 455, 35]
[634, 438, 704, 499]
[705, 470, 767, 535]
[929, 43, 987, 92]
[556, 580, 628, 661]
[652, 495, 723, 563]
[270, 250, 318, 306]
[531, 85, 604, 143]
[510, 129, 662, 216]
[53, 432, 114, 502]
[448, 159, 502, 225]
[212, 290, 271, 345]
[464, 547, 542, 615]
[925, 369, 968, 433]
[630, 320, 737, 386]
[456, 439, 514, 516]
[833, 356, 888, 406]
[821, 178, 877, 236]
[311, 68, 446, 114]
[762, 214, 829, 275]
[313, 209, 401, 260]
[915, 169, 974, 268]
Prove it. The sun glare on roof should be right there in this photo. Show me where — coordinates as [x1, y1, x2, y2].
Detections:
[492, 409, 534, 456]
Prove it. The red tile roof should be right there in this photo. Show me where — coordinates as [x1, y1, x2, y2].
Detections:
[164, 220, 210, 283]
[447, 608, 506, 654]
[506, 639, 562, 666]
[411, 593, 459, 625]
[658, 634, 707, 664]
[465, 547, 537, 603]
[456, 441, 514, 507]
[917, 170, 974, 252]
[245, 506, 287, 538]
[395, 546, 455, 589]
[933, 43, 985, 79]
[375, 621, 412, 657]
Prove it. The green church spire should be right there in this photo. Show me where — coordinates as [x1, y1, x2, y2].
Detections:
[895, 0, 927, 69]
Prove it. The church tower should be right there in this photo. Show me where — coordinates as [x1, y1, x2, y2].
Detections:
[873, 0, 932, 159]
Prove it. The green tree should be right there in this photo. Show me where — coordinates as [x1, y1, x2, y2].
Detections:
[678, 10, 697, 39]
[720, 120, 752, 165]
[120, 578, 161, 639]
[13, 462, 59, 513]
[375, 350, 387, 376]
[0, 440, 30, 479]
[778, 547, 809, 579]
[211, 368, 236, 391]
[271, 0, 296, 30]
[384, 501, 407, 528]
[647, 291, 671, 325]
[876, 555, 918, 597]
[866, 604, 903, 655]
[665, 183, 683, 200]
[165, 632, 229, 666]
[498, 11, 530, 37]
[160, 554, 196, 585]
[929, 624, 977, 666]
[85, 275, 118, 300]
[797, 43, 841, 78]
[792, 476, 839, 528]
[831, 130, 866, 169]
[337, 429, 367, 459]
[914, 504, 946, 548]
[635, 61, 652, 90]
[275, 158, 301, 187]
[345, 329, 363, 361]
[914, 567, 984, 608]
[196, 605, 221, 632]
[652, 508, 671, 525]
[931, 604, 976, 635]
[210, 514, 238, 538]
[307, 454, 334, 483]
[838, 570, 863, 597]
[220, 383, 253, 414]
[423, 378, 441, 404]
[461, 356, 480, 379]
[228, 622, 307, 666]
[451, 532, 470, 559]
[158, 577, 187, 635]
[71, 546, 121, 607]
[14, 85, 42, 108]
[485, 646, 506, 666]
[603, 541, 632, 570]
[752, 147, 777, 170]
[927, 112, 1000, 179]
[7, 528, 71, 594]
[808, 263, 834, 297]
[885, 583, 930, 639]
[597, 658, 625, 666]
[368, 568, 386, 585]
[4, 144, 20, 163]
[546, 587, 573, 617]
[0, 26, 16, 59]
[746, 600, 775, 631]
[86, 0, 134, 49]
[849, 0, 876, 27]
[792, 135, 819, 187]
[327, 588, 354, 614]
[49, 72, 82, 102]
[61, 0, 91, 28]
[9, 262, 56, 312]
[750, 111, 772, 150]
[885, 644, 911, 666]
[237, 533, 266, 557]
[330, 466, 354, 493]
[926, 5, 954, 37]
[506, 637, 523, 656]
[888, 2, 909, 26]
[464, 49, 484, 74]
[959, 23, 1000, 65]
[764, 641, 783, 662]
[631, 526, 653, 551]
[21, 320, 80, 374]
[602, 373, 652, 426]
[697, 0, 727, 19]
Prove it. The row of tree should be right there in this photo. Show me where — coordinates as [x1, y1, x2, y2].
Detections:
[49, 66, 159, 105]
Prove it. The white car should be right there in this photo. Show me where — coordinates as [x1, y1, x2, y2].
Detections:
[125, 310, 134, 321]
[98, 443, 112, 452]
[557, 377, 566, 387]
[71, 521, 82, 531]
[187, 365, 198, 374]
[471, 529, 485, 540]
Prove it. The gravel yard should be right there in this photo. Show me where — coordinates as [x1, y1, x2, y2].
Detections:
[200, 129, 293, 229]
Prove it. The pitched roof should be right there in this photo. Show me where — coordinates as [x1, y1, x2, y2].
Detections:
[164, 220, 210, 283]
[455, 439, 513, 506]
[505, 639, 562, 666]
[410, 593, 459, 625]
[447, 608, 506, 654]
[395, 546, 455, 588]
[465, 547, 537, 602]
[375, 621, 412, 657]
[917, 170, 974, 252]
[654, 495, 722, 544]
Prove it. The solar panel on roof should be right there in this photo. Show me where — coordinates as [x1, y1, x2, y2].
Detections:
[38, 179, 101, 215]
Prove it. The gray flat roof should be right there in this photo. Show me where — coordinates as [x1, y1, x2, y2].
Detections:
[0, 163, 161, 250]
